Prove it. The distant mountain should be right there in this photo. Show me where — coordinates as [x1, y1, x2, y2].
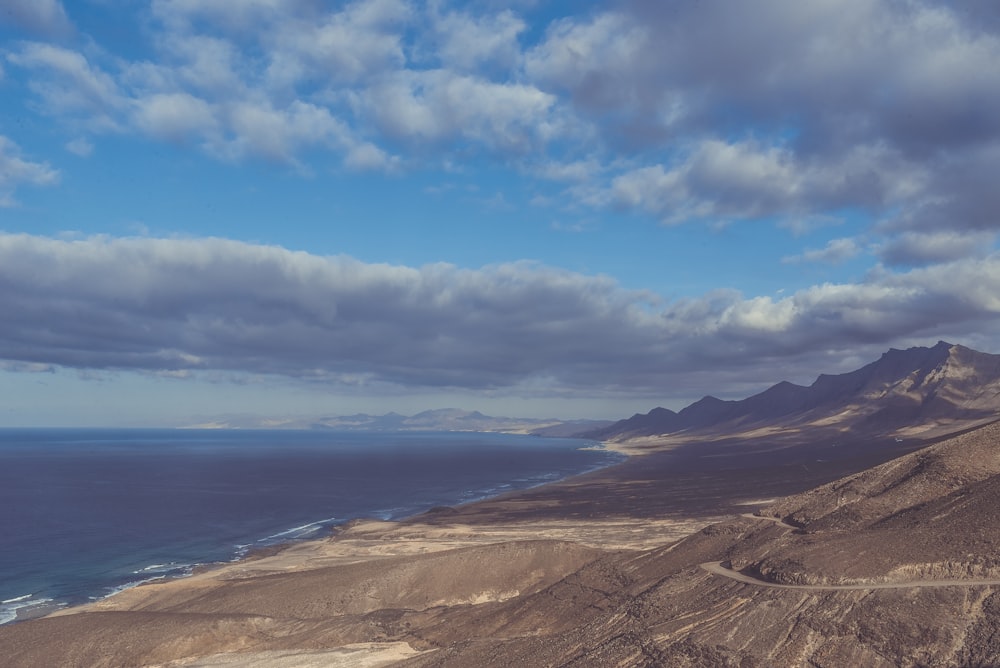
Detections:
[589, 341, 1000, 442]
[315, 408, 611, 434]
[183, 409, 613, 436]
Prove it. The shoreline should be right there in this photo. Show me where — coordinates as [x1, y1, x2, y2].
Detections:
[1, 427, 956, 666]
[4, 429, 927, 629]
[5, 436, 628, 627]
[26, 429, 904, 626]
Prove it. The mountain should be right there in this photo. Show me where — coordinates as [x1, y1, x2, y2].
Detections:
[388, 420, 1000, 667]
[183, 409, 613, 436]
[590, 341, 1000, 442]
[313, 409, 613, 435]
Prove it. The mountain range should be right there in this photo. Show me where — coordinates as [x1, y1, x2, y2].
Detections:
[588, 340, 1000, 444]
[184, 408, 612, 436]
[186, 342, 1000, 448]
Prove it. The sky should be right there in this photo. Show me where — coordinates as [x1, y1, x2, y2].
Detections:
[2, 0, 1000, 426]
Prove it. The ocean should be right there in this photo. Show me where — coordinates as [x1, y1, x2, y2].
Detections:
[0, 428, 622, 624]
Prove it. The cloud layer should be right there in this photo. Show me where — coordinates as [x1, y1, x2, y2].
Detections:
[5, 0, 998, 262]
[5, 234, 1000, 401]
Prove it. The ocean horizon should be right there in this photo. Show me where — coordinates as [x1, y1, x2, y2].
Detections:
[0, 428, 623, 625]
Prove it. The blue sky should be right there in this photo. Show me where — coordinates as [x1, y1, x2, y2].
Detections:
[2, 0, 1000, 426]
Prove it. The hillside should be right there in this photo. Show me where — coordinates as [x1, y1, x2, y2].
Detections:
[391, 421, 1000, 666]
[590, 341, 1000, 443]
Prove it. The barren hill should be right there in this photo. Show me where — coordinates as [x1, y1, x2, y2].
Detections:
[389, 421, 1000, 666]
[590, 341, 1000, 443]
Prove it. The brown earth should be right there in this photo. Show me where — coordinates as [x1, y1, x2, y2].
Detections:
[3, 423, 1000, 667]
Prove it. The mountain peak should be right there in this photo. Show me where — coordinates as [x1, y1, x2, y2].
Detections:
[881, 340, 952, 359]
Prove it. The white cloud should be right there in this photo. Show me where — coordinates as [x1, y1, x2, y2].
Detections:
[0, 233, 663, 390]
[8, 43, 124, 128]
[520, 1, 1000, 241]
[151, 0, 301, 33]
[605, 139, 923, 225]
[878, 230, 997, 266]
[534, 159, 601, 183]
[783, 238, 862, 265]
[132, 92, 218, 142]
[0, 0, 72, 36]
[5, 233, 1000, 401]
[432, 8, 526, 72]
[7, 0, 1000, 250]
[156, 34, 246, 96]
[7, 3, 413, 173]
[264, 0, 410, 87]
[526, 11, 651, 110]
[0, 137, 60, 207]
[344, 141, 401, 172]
[65, 137, 94, 157]
[220, 100, 352, 163]
[361, 70, 556, 151]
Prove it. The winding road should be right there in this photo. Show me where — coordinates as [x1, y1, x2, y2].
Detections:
[699, 514, 1000, 591]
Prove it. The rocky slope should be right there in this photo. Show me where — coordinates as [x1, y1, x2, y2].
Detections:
[590, 341, 1000, 443]
[396, 420, 1000, 667]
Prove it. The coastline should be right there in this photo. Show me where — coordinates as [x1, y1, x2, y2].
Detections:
[4, 435, 628, 627]
[0, 428, 943, 666]
[4, 427, 924, 633]
[14, 431, 881, 626]
[43, 450, 717, 629]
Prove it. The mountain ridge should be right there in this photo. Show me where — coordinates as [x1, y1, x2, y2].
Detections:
[589, 340, 1000, 442]
[183, 409, 613, 436]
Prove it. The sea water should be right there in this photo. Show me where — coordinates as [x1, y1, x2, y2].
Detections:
[0, 428, 622, 624]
